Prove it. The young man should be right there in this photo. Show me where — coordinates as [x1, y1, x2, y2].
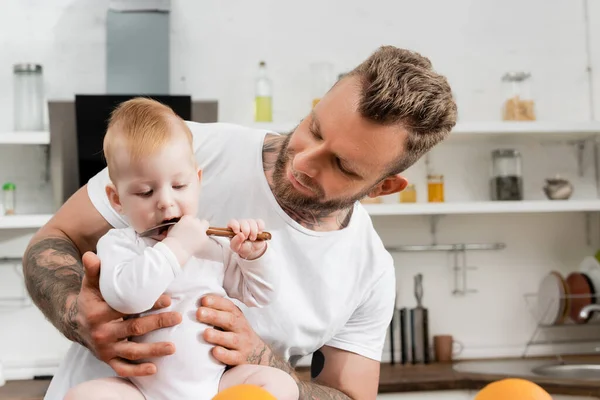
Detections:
[24, 45, 457, 400]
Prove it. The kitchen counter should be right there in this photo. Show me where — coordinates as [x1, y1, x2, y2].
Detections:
[2, 356, 600, 399]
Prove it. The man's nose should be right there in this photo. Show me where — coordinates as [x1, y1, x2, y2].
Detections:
[293, 146, 324, 179]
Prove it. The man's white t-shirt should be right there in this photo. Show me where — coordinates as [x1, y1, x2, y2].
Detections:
[43, 122, 396, 399]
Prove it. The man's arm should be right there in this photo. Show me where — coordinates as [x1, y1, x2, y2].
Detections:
[264, 345, 379, 400]
[198, 295, 380, 400]
[23, 185, 111, 343]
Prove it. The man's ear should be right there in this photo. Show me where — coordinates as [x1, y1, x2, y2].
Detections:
[105, 183, 123, 214]
[367, 174, 408, 198]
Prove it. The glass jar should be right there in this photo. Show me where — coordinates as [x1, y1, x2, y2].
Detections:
[490, 149, 523, 201]
[501, 71, 535, 121]
[400, 184, 417, 203]
[2, 182, 16, 215]
[427, 175, 444, 203]
[13, 63, 45, 131]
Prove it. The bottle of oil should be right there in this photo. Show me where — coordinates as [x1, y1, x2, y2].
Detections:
[254, 61, 272, 122]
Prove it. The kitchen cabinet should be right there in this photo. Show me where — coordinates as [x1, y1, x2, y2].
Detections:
[377, 392, 599, 400]
[377, 391, 472, 400]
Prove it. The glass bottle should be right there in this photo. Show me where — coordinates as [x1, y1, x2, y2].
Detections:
[254, 61, 272, 122]
[490, 149, 523, 201]
[13, 63, 45, 131]
[501, 72, 535, 121]
[3, 182, 16, 215]
[427, 175, 445, 203]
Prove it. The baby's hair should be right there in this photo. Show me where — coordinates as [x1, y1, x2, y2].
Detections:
[103, 97, 193, 180]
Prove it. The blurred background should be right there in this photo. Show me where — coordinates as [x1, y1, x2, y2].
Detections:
[2, 1, 600, 399]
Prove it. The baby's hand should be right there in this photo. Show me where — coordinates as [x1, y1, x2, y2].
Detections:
[165, 215, 210, 258]
[228, 218, 267, 260]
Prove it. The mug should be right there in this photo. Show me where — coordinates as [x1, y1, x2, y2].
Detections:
[433, 335, 464, 363]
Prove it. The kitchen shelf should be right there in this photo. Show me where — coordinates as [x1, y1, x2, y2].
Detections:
[363, 200, 600, 216]
[0, 214, 53, 229]
[250, 121, 600, 141]
[0, 131, 50, 145]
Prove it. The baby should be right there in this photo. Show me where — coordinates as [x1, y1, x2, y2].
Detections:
[64, 98, 298, 400]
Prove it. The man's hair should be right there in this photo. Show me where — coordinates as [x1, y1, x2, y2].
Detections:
[346, 45, 457, 175]
[103, 97, 193, 181]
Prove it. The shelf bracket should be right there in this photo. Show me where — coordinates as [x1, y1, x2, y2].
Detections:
[577, 140, 586, 177]
[43, 144, 50, 183]
[429, 215, 442, 245]
[594, 139, 600, 198]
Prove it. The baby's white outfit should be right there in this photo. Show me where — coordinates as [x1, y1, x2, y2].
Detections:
[97, 227, 277, 400]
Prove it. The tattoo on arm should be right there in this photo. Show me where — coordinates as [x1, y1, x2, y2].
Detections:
[23, 237, 84, 344]
[247, 344, 352, 399]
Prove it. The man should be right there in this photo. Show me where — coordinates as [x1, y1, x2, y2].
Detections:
[24, 45, 457, 400]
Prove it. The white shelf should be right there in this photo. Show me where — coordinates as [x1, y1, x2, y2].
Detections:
[0, 132, 50, 145]
[249, 121, 600, 141]
[0, 214, 53, 229]
[363, 200, 600, 216]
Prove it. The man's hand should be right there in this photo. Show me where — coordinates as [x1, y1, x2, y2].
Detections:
[75, 252, 182, 376]
[197, 294, 268, 366]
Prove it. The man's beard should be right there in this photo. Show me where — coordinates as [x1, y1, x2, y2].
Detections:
[271, 133, 374, 215]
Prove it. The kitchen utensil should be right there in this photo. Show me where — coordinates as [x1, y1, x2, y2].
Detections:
[566, 271, 596, 323]
[139, 219, 272, 241]
[543, 176, 574, 200]
[389, 308, 395, 364]
[536, 271, 569, 325]
[579, 256, 600, 322]
[400, 307, 411, 364]
[410, 274, 429, 364]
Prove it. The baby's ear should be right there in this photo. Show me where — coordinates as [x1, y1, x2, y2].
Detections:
[197, 169, 203, 182]
[106, 183, 122, 213]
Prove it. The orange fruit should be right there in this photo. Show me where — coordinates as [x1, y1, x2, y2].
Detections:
[212, 384, 277, 400]
[474, 378, 552, 400]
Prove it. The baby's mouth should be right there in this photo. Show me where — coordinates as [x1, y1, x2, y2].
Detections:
[153, 217, 181, 236]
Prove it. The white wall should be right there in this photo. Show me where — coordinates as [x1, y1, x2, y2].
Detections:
[2, 0, 600, 379]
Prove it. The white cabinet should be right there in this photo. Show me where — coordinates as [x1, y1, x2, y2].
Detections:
[377, 391, 472, 400]
[377, 392, 599, 400]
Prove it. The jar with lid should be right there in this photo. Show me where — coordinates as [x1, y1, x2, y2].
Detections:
[13, 63, 45, 131]
[400, 184, 417, 203]
[490, 149, 523, 201]
[501, 71, 535, 121]
[427, 175, 444, 203]
[2, 182, 16, 215]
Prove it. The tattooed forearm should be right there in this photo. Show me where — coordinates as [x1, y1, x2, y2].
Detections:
[23, 237, 84, 343]
[248, 344, 352, 400]
[297, 382, 352, 400]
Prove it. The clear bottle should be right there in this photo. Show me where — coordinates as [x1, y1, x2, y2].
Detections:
[3, 182, 16, 215]
[13, 63, 45, 131]
[254, 61, 272, 122]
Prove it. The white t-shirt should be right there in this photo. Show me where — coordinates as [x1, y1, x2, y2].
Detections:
[43, 122, 396, 400]
[95, 227, 277, 400]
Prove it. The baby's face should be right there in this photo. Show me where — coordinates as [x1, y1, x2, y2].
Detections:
[110, 133, 200, 237]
